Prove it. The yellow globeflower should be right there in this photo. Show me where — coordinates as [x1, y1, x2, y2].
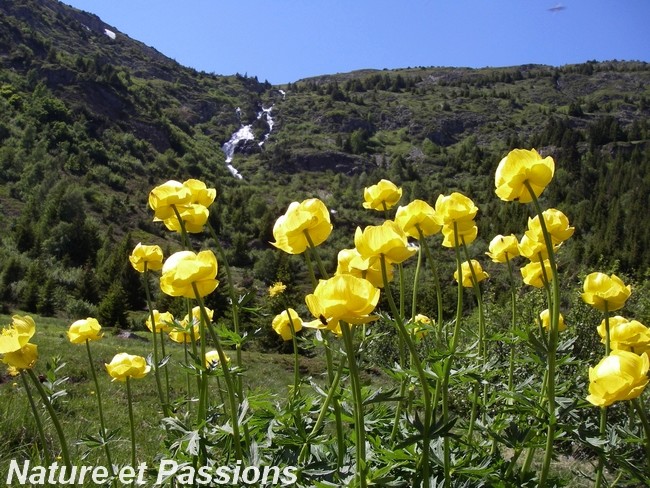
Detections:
[354, 221, 417, 265]
[586, 350, 649, 407]
[129, 243, 164, 273]
[526, 209, 575, 245]
[363, 179, 402, 211]
[304, 274, 380, 334]
[268, 282, 287, 297]
[150, 179, 216, 234]
[581, 272, 631, 312]
[412, 314, 433, 340]
[433, 192, 478, 225]
[160, 250, 219, 298]
[434, 193, 479, 248]
[0, 315, 35, 354]
[2, 343, 38, 371]
[105, 353, 150, 382]
[148, 180, 192, 221]
[518, 233, 551, 262]
[169, 323, 200, 344]
[67, 318, 103, 344]
[336, 248, 393, 288]
[205, 350, 230, 369]
[440, 220, 478, 248]
[271, 198, 333, 254]
[160, 204, 210, 234]
[145, 310, 175, 334]
[598, 316, 650, 355]
[454, 260, 489, 288]
[394, 199, 441, 238]
[486, 234, 520, 263]
[539, 309, 567, 332]
[272, 309, 303, 341]
[494, 148, 555, 203]
[521, 259, 553, 288]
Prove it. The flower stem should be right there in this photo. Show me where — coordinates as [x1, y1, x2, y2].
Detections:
[595, 307, 611, 488]
[340, 321, 368, 488]
[524, 181, 560, 488]
[21, 371, 51, 466]
[27, 369, 70, 468]
[633, 397, 650, 472]
[126, 377, 137, 468]
[506, 256, 517, 393]
[192, 283, 243, 461]
[417, 227, 444, 340]
[85, 340, 114, 473]
[381, 255, 431, 487]
[285, 308, 301, 401]
[143, 265, 169, 417]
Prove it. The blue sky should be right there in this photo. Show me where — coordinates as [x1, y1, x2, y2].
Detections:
[62, 0, 650, 85]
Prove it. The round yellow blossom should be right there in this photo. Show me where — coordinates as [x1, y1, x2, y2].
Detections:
[495, 148, 555, 203]
[105, 353, 150, 382]
[581, 272, 631, 312]
[271, 198, 333, 254]
[586, 350, 649, 407]
[486, 234, 520, 263]
[160, 250, 219, 298]
[67, 318, 103, 344]
[362, 179, 402, 211]
[454, 260, 489, 288]
[272, 309, 303, 341]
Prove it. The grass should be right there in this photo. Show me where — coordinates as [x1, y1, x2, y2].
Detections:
[0, 312, 331, 481]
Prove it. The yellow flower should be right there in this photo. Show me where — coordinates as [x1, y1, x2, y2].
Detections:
[150, 179, 216, 234]
[412, 314, 433, 340]
[67, 318, 103, 344]
[394, 199, 441, 238]
[581, 272, 631, 312]
[271, 198, 333, 254]
[169, 324, 200, 343]
[0, 315, 35, 354]
[2, 343, 38, 371]
[518, 233, 552, 262]
[129, 243, 164, 273]
[433, 193, 479, 247]
[494, 148, 555, 203]
[268, 282, 287, 297]
[205, 350, 230, 369]
[354, 221, 417, 265]
[336, 248, 393, 288]
[598, 316, 650, 355]
[160, 204, 210, 233]
[486, 234, 520, 263]
[454, 260, 489, 288]
[105, 353, 150, 382]
[433, 192, 478, 225]
[521, 259, 553, 288]
[363, 179, 402, 211]
[304, 274, 380, 334]
[440, 220, 478, 248]
[526, 209, 575, 245]
[272, 309, 303, 341]
[145, 310, 175, 334]
[160, 250, 219, 298]
[184, 179, 217, 207]
[586, 350, 649, 407]
[148, 180, 192, 221]
[539, 309, 567, 332]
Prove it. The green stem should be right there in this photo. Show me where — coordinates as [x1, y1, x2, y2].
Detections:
[192, 283, 243, 461]
[27, 369, 70, 468]
[159, 331, 170, 407]
[411, 241, 423, 320]
[381, 255, 431, 487]
[126, 377, 136, 468]
[285, 308, 301, 401]
[441, 224, 465, 488]
[632, 397, 650, 473]
[524, 181, 560, 488]
[323, 334, 345, 470]
[86, 340, 114, 473]
[298, 355, 345, 465]
[417, 227, 444, 341]
[21, 371, 51, 465]
[143, 265, 169, 417]
[506, 256, 517, 393]
[595, 307, 611, 488]
[303, 230, 328, 279]
[340, 321, 368, 488]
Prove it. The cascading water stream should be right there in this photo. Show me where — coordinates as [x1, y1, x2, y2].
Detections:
[221, 96, 279, 179]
